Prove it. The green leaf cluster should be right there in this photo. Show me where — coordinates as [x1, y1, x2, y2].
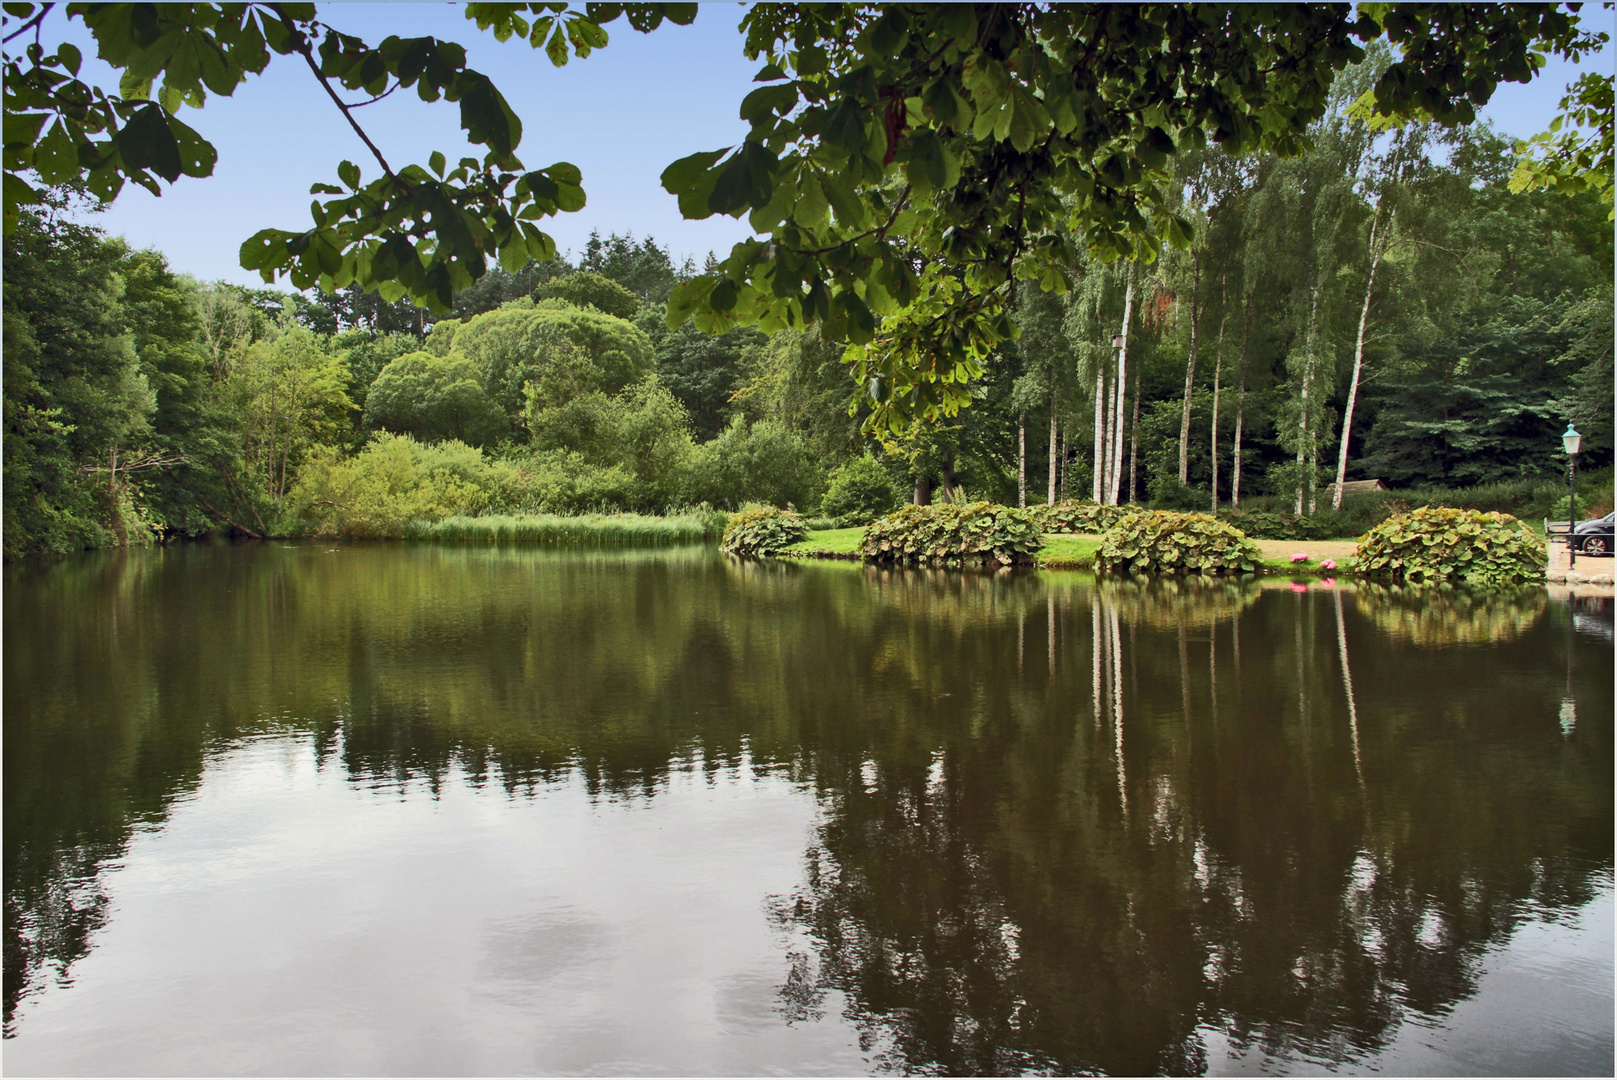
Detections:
[819, 452, 902, 526]
[1095, 511, 1262, 576]
[860, 502, 1043, 567]
[720, 504, 806, 557]
[1030, 500, 1130, 534]
[1216, 508, 1339, 542]
[1353, 506, 1545, 586]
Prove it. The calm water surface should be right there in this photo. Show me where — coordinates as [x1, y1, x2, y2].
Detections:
[4, 543, 1611, 1076]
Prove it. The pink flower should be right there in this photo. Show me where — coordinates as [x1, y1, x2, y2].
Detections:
[1290, 552, 1310, 563]
[1319, 558, 1337, 571]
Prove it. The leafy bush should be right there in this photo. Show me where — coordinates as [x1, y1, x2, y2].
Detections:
[1146, 477, 1207, 511]
[1354, 506, 1545, 585]
[685, 417, 823, 511]
[363, 351, 509, 446]
[861, 502, 1043, 566]
[290, 434, 497, 538]
[721, 505, 807, 556]
[820, 453, 903, 525]
[1095, 511, 1263, 575]
[1216, 508, 1339, 541]
[1032, 499, 1130, 533]
[532, 271, 639, 319]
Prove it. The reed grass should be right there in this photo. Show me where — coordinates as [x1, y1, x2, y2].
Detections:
[403, 510, 728, 545]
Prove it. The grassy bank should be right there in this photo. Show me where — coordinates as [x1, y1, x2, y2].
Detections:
[402, 511, 727, 545]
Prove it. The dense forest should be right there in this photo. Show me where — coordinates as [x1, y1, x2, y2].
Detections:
[4, 69, 1611, 558]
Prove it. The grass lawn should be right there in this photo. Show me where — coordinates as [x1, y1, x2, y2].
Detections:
[781, 527, 864, 558]
[784, 528, 1360, 575]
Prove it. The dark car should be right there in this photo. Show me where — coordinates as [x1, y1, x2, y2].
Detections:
[1573, 511, 1615, 556]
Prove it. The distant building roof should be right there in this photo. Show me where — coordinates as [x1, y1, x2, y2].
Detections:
[1326, 479, 1390, 494]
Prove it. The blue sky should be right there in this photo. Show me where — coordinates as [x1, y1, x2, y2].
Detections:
[48, 3, 1614, 288]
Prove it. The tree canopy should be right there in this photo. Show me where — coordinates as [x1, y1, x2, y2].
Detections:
[3, 2, 1608, 432]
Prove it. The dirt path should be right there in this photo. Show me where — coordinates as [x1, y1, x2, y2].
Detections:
[1252, 539, 1358, 562]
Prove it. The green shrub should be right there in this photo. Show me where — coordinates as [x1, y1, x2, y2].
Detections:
[720, 505, 808, 557]
[362, 351, 509, 446]
[1354, 506, 1545, 585]
[290, 434, 495, 538]
[685, 418, 823, 511]
[1095, 511, 1263, 576]
[861, 502, 1043, 567]
[1216, 508, 1338, 541]
[820, 453, 904, 525]
[1031, 499, 1130, 534]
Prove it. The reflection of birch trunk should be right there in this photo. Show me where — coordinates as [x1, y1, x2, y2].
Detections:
[1092, 600, 1103, 729]
[1334, 588, 1365, 789]
[1179, 624, 1194, 740]
[1111, 603, 1125, 814]
[1048, 594, 1056, 674]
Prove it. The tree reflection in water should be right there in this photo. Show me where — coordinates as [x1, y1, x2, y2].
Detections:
[4, 547, 1610, 1073]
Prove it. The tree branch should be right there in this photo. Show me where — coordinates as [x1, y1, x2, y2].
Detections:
[271, 4, 395, 179]
[2, 2, 53, 46]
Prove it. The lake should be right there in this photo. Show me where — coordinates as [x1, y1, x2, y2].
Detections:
[4, 543, 1611, 1076]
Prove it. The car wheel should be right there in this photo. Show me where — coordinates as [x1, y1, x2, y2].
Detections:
[1582, 535, 1609, 557]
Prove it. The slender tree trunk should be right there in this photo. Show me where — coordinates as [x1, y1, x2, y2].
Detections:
[1092, 363, 1105, 502]
[1018, 414, 1027, 508]
[1128, 362, 1142, 504]
[1048, 391, 1059, 506]
[1233, 295, 1252, 507]
[1109, 276, 1135, 505]
[914, 474, 932, 505]
[1210, 300, 1227, 512]
[1295, 285, 1320, 516]
[1060, 430, 1069, 500]
[1178, 251, 1201, 485]
[1334, 205, 1385, 510]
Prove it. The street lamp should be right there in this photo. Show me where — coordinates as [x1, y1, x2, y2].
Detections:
[1563, 423, 1581, 568]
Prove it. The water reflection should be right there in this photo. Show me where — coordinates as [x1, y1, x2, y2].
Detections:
[4, 547, 1611, 1074]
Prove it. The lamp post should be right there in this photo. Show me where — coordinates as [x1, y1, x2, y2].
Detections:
[1563, 423, 1581, 568]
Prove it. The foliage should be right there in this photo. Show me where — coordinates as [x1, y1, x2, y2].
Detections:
[231, 328, 352, 502]
[1510, 71, 1614, 217]
[820, 452, 903, 526]
[451, 301, 654, 420]
[637, 302, 761, 441]
[3, 3, 698, 307]
[523, 376, 693, 510]
[686, 417, 822, 511]
[861, 503, 1043, 567]
[661, 4, 1600, 431]
[289, 433, 497, 538]
[1095, 511, 1262, 576]
[580, 229, 682, 302]
[405, 508, 726, 544]
[533, 271, 639, 319]
[362, 351, 508, 446]
[332, 329, 421, 414]
[720, 505, 807, 557]
[1354, 506, 1546, 585]
[4, 201, 156, 554]
[1031, 500, 1129, 534]
[1216, 508, 1340, 542]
